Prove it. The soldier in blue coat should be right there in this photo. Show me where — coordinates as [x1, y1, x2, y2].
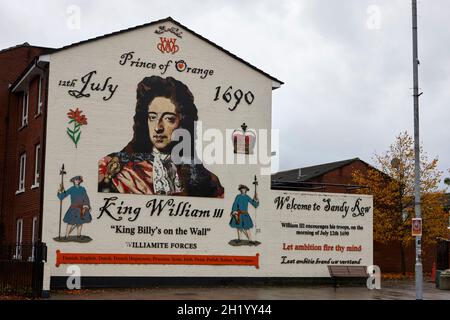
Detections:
[57, 176, 92, 240]
[229, 184, 259, 244]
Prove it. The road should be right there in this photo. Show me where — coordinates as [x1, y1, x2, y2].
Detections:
[49, 280, 450, 300]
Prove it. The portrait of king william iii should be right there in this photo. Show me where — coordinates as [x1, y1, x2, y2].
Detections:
[98, 76, 224, 198]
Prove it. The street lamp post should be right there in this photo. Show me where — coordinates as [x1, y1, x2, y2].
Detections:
[411, 0, 423, 300]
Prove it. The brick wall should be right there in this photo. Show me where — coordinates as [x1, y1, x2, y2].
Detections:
[307, 160, 369, 193]
[0, 46, 47, 246]
[374, 241, 438, 273]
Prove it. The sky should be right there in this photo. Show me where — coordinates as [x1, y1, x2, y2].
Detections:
[1, 0, 449, 187]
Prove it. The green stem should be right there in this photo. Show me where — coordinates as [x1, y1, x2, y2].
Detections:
[73, 122, 78, 148]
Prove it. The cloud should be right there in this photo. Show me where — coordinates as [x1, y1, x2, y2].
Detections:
[1, 0, 449, 186]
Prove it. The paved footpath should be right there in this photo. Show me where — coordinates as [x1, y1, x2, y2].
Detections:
[49, 280, 450, 300]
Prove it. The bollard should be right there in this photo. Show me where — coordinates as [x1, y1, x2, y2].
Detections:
[431, 262, 436, 283]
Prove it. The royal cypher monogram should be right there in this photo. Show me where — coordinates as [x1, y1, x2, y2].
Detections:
[157, 37, 179, 54]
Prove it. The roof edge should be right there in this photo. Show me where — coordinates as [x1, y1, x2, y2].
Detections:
[10, 55, 49, 92]
[0, 42, 55, 55]
[273, 158, 362, 176]
[52, 17, 283, 86]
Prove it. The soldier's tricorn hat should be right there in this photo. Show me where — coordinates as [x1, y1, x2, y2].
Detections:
[238, 184, 249, 191]
[70, 176, 83, 183]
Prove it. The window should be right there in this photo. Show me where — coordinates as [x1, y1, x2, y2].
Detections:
[37, 77, 43, 115]
[17, 153, 26, 193]
[15, 219, 23, 260]
[21, 91, 29, 127]
[30, 217, 38, 261]
[32, 144, 40, 188]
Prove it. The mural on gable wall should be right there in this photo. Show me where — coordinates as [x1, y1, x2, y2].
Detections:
[41, 21, 373, 280]
[97, 76, 224, 197]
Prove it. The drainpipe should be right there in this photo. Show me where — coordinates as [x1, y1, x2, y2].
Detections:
[36, 59, 49, 245]
[0, 82, 12, 245]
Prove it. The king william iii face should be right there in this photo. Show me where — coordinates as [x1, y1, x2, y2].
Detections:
[148, 97, 181, 151]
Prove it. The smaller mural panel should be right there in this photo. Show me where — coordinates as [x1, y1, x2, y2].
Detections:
[272, 191, 373, 277]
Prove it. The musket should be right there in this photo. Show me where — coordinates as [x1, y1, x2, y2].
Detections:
[58, 164, 66, 239]
[253, 175, 259, 239]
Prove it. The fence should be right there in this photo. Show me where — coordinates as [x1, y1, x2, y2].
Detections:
[0, 242, 47, 297]
[436, 239, 449, 270]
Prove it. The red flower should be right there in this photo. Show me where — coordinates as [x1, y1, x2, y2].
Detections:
[78, 114, 88, 125]
[67, 108, 88, 125]
[67, 108, 81, 121]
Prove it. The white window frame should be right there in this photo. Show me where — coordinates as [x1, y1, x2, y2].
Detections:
[17, 153, 26, 194]
[30, 217, 38, 261]
[21, 91, 29, 128]
[37, 76, 43, 115]
[15, 219, 23, 260]
[32, 144, 40, 188]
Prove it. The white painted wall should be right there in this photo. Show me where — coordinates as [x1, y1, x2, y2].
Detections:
[41, 21, 372, 281]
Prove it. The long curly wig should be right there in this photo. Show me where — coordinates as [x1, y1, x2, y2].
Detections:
[122, 76, 198, 156]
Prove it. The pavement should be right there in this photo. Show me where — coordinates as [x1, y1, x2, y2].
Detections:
[48, 280, 450, 300]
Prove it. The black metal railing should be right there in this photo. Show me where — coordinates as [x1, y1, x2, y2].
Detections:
[0, 242, 47, 297]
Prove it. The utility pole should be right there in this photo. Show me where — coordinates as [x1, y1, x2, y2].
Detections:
[411, 0, 423, 300]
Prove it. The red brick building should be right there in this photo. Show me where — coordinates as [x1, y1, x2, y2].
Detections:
[272, 158, 369, 194]
[272, 158, 449, 273]
[0, 43, 54, 254]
